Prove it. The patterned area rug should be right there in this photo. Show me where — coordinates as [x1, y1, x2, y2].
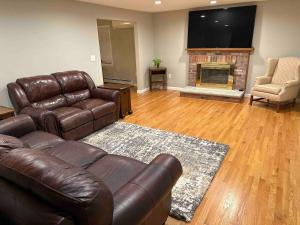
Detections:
[82, 122, 229, 222]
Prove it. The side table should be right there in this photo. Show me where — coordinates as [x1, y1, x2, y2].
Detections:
[98, 83, 132, 118]
[0, 106, 15, 120]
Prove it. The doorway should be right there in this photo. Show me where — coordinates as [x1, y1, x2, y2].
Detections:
[97, 19, 137, 87]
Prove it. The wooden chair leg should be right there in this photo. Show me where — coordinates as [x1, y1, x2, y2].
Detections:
[276, 102, 280, 113]
[249, 95, 253, 105]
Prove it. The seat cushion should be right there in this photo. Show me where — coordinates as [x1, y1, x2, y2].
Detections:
[20, 131, 64, 150]
[252, 83, 283, 95]
[44, 141, 107, 169]
[73, 99, 116, 119]
[87, 154, 146, 194]
[52, 107, 93, 132]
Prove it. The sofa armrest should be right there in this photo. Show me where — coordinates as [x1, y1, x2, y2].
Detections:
[0, 149, 113, 225]
[91, 88, 120, 120]
[113, 154, 182, 225]
[255, 76, 272, 85]
[0, 115, 36, 138]
[20, 107, 61, 136]
[0, 178, 75, 225]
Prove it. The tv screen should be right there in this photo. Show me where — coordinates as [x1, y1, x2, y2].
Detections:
[187, 5, 257, 48]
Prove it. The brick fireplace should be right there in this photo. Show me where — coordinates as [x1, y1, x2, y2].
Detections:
[188, 49, 252, 91]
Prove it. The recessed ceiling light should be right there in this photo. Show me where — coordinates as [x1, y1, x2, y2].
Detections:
[201, 15, 206, 18]
[154, 0, 162, 5]
[122, 22, 131, 25]
[225, 24, 229, 27]
[210, 0, 217, 4]
[215, 20, 219, 23]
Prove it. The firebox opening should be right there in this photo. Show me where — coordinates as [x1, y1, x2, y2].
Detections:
[196, 63, 234, 89]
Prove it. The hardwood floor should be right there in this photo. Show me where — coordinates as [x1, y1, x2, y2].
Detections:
[124, 90, 300, 225]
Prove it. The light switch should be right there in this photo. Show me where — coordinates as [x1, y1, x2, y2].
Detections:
[90, 55, 96, 62]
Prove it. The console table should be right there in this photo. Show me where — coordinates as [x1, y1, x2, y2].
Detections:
[98, 83, 132, 118]
[149, 67, 167, 91]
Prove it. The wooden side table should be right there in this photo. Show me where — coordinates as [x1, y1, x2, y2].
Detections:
[98, 83, 132, 118]
[149, 67, 167, 91]
[0, 106, 15, 120]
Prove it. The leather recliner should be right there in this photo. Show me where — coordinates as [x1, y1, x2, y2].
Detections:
[7, 71, 120, 140]
[0, 115, 182, 225]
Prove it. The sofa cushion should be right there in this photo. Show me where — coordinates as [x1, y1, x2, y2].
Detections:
[0, 134, 25, 160]
[44, 141, 107, 169]
[17, 75, 62, 103]
[20, 131, 64, 150]
[53, 71, 89, 93]
[73, 99, 116, 119]
[252, 83, 282, 95]
[31, 95, 67, 110]
[52, 107, 93, 132]
[64, 89, 91, 105]
[87, 155, 146, 194]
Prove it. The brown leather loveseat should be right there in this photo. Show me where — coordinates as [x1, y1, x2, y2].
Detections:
[7, 71, 120, 140]
[0, 115, 182, 225]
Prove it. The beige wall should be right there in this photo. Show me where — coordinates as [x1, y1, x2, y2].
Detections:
[0, 0, 154, 107]
[153, 0, 300, 94]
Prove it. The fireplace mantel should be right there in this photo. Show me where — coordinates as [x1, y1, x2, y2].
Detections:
[187, 48, 254, 53]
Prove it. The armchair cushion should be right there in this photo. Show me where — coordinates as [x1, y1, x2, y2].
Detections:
[73, 98, 116, 119]
[252, 83, 283, 95]
[52, 107, 93, 132]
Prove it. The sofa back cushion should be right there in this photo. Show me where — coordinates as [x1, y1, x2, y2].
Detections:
[0, 149, 113, 225]
[31, 95, 67, 110]
[53, 71, 91, 105]
[17, 75, 62, 103]
[272, 57, 300, 84]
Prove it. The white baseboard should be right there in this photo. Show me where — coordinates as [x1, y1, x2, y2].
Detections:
[137, 88, 149, 94]
[167, 86, 183, 91]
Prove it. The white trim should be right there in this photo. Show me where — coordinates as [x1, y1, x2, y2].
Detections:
[137, 88, 149, 94]
[244, 93, 251, 97]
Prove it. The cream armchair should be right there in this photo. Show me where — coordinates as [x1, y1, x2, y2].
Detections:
[250, 57, 300, 112]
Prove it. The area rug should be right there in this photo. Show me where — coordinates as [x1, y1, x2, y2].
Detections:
[82, 122, 229, 222]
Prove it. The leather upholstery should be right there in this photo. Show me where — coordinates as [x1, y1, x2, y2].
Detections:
[7, 71, 119, 140]
[0, 115, 182, 225]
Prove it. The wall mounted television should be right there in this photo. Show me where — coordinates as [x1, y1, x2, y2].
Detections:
[187, 5, 257, 49]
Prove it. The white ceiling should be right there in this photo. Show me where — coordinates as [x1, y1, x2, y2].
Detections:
[77, 0, 265, 12]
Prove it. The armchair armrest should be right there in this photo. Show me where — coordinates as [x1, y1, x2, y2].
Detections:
[20, 107, 61, 136]
[284, 80, 300, 88]
[0, 115, 36, 138]
[91, 88, 120, 120]
[0, 149, 113, 225]
[113, 154, 182, 225]
[255, 76, 272, 85]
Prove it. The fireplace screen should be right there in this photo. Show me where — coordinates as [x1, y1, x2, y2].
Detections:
[197, 63, 233, 89]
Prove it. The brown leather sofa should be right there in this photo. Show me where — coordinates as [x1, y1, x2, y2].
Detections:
[7, 71, 120, 140]
[0, 115, 182, 225]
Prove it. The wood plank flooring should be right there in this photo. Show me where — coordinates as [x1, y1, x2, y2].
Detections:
[123, 90, 300, 225]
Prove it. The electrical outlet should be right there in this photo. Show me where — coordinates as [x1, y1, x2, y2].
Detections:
[168, 73, 172, 79]
[90, 55, 96, 62]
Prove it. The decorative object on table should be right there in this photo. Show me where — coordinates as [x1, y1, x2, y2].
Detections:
[149, 67, 167, 91]
[82, 121, 229, 222]
[98, 83, 132, 118]
[250, 57, 300, 112]
[153, 57, 162, 68]
[0, 106, 14, 120]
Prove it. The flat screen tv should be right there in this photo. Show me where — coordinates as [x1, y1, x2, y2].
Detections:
[187, 5, 257, 48]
